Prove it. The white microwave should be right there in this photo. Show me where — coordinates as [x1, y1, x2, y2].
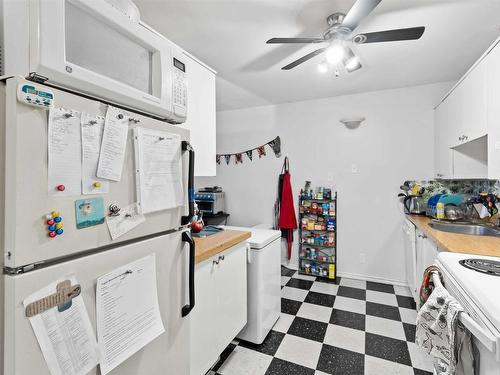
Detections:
[0, 0, 188, 123]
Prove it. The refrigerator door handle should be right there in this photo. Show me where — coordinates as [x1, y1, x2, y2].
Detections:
[181, 141, 195, 226]
[181, 231, 195, 317]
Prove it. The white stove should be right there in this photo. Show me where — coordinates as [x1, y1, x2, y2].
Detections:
[436, 252, 500, 374]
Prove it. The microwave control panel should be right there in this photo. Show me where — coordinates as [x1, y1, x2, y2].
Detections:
[172, 57, 187, 110]
[17, 83, 55, 109]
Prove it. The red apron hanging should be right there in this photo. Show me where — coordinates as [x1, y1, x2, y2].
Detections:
[277, 157, 297, 260]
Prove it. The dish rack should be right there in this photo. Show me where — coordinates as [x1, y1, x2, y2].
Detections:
[298, 192, 337, 280]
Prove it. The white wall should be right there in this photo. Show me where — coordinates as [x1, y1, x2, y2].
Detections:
[197, 82, 452, 285]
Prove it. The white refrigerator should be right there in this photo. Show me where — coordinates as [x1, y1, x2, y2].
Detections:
[0, 76, 196, 374]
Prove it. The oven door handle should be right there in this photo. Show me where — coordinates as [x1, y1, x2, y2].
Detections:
[431, 273, 498, 357]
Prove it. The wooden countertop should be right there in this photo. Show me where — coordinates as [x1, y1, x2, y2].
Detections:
[406, 215, 500, 257]
[194, 229, 251, 264]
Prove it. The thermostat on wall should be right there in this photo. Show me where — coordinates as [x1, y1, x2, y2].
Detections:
[17, 83, 54, 109]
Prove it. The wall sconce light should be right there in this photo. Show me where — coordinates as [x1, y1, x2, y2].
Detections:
[340, 117, 365, 129]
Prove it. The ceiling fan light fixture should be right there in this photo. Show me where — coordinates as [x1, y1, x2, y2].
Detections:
[318, 61, 329, 73]
[325, 43, 345, 64]
[345, 55, 362, 72]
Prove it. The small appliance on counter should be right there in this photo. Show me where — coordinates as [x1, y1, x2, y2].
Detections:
[194, 187, 226, 215]
[399, 182, 426, 215]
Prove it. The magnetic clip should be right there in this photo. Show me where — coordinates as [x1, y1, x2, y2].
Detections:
[129, 117, 140, 124]
[108, 204, 121, 217]
[25, 280, 81, 317]
[63, 112, 73, 118]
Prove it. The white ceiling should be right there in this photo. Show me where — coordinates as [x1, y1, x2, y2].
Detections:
[136, 0, 500, 110]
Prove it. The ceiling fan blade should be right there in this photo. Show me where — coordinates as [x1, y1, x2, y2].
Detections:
[343, 47, 362, 72]
[282, 48, 326, 70]
[267, 37, 326, 44]
[353, 26, 425, 44]
[342, 0, 382, 32]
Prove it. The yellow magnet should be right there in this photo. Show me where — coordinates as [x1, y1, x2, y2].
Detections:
[93, 181, 101, 188]
[55, 223, 63, 229]
[51, 211, 59, 218]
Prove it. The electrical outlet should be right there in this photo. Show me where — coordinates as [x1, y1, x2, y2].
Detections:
[359, 253, 366, 264]
[351, 164, 358, 174]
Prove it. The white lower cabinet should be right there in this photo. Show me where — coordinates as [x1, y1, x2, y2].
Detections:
[190, 242, 248, 375]
[415, 229, 440, 304]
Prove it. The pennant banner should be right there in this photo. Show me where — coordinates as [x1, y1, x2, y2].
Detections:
[215, 136, 281, 166]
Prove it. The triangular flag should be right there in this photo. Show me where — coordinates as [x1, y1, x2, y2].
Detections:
[268, 136, 281, 157]
[257, 146, 266, 158]
[246, 150, 253, 161]
[224, 155, 231, 165]
[235, 153, 243, 164]
[216, 155, 221, 165]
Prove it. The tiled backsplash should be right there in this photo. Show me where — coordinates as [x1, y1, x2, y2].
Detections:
[403, 179, 500, 202]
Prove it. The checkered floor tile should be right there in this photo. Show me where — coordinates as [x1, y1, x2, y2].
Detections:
[207, 266, 434, 375]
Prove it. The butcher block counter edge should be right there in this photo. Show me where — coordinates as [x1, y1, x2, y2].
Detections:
[406, 215, 500, 257]
[194, 229, 251, 264]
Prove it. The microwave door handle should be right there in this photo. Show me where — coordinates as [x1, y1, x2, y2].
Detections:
[181, 141, 195, 225]
[181, 231, 195, 317]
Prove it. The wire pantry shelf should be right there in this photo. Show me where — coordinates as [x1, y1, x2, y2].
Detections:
[298, 191, 337, 280]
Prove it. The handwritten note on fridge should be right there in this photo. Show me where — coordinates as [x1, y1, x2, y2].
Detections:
[47, 108, 82, 196]
[134, 128, 184, 214]
[97, 106, 129, 182]
[96, 254, 165, 375]
[23, 276, 101, 375]
[105, 203, 145, 240]
[81, 113, 109, 194]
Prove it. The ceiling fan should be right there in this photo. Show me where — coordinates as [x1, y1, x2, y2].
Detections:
[266, 0, 425, 74]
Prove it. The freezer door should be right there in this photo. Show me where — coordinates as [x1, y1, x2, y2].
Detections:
[3, 232, 190, 375]
[1, 77, 191, 269]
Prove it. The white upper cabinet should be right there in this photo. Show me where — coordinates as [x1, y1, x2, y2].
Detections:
[487, 40, 500, 180]
[181, 54, 217, 176]
[434, 97, 454, 179]
[453, 61, 488, 145]
[434, 38, 500, 179]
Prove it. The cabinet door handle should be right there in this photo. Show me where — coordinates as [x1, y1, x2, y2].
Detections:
[218, 255, 225, 262]
[436, 173, 444, 178]
[417, 234, 427, 239]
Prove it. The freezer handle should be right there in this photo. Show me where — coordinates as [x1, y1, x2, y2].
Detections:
[182, 141, 195, 226]
[182, 231, 195, 317]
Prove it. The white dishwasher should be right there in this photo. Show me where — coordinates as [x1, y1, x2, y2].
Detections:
[222, 226, 281, 344]
[402, 218, 418, 304]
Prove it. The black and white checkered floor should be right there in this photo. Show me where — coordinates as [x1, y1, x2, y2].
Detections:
[207, 267, 434, 375]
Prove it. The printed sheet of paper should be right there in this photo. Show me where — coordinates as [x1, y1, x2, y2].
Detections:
[47, 108, 82, 196]
[134, 128, 183, 214]
[81, 113, 109, 194]
[23, 276, 100, 375]
[105, 203, 145, 240]
[97, 106, 129, 181]
[96, 254, 165, 375]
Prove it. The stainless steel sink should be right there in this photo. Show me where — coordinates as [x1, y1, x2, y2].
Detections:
[429, 221, 500, 237]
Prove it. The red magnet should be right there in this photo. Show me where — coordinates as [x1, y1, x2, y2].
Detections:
[46, 219, 55, 225]
[56, 185, 65, 191]
[48, 231, 56, 238]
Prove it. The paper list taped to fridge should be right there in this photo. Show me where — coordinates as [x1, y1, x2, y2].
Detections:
[97, 106, 129, 181]
[96, 254, 165, 374]
[81, 113, 109, 194]
[23, 276, 101, 375]
[47, 108, 82, 196]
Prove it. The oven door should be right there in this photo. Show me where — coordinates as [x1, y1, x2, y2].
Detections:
[434, 267, 500, 374]
[30, 0, 178, 120]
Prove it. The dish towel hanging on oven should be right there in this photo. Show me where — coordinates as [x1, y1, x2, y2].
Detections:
[416, 268, 478, 375]
[276, 157, 297, 260]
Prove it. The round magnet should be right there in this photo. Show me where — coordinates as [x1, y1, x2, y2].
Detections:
[46, 219, 55, 226]
[56, 185, 65, 192]
[54, 216, 62, 223]
[48, 225, 56, 231]
[55, 223, 63, 229]
[56, 229, 63, 235]
[51, 211, 59, 218]
[48, 231, 56, 238]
